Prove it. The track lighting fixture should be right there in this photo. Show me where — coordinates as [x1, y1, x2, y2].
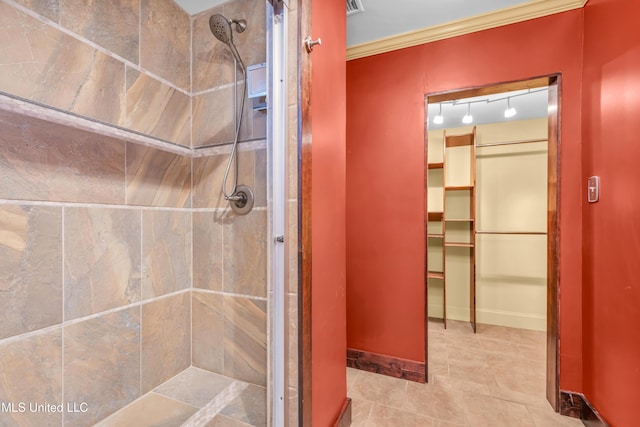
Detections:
[462, 103, 473, 124]
[433, 104, 444, 124]
[504, 97, 517, 118]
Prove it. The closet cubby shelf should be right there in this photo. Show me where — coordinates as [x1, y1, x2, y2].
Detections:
[426, 127, 477, 332]
[445, 185, 474, 191]
[427, 212, 444, 221]
[444, 242, 474, 248]
[0, 92, 268, 158]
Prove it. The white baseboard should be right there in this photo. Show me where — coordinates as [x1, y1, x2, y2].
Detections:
[429, 305, 545, 331]
[477, 308, 545, 331]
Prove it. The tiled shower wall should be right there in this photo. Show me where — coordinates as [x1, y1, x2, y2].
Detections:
[0, 0, 268, 147]
[0, 0, 192, 147]
[192, 149, 268, 389]
[0, 0, 271, 425]
[190, 0, 269, 394]
[191, 0, 267, 147]
[0, 110, 193, 426]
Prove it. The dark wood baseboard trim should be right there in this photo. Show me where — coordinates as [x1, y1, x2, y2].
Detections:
[560, 390, 582, 419]
[332, 398, 352, 427]
[347, 348, 426, 383]
[560, 391, 609, 426]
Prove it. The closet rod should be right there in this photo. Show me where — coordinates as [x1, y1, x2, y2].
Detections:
[476, 138, 547, 148]
[476, 231, 547, 235]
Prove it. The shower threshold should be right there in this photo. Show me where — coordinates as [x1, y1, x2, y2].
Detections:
[95, 367, 266, 427]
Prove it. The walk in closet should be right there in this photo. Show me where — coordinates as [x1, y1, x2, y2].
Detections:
[427, 118, 548, 332]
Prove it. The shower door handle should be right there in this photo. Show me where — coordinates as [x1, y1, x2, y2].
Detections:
[304, 36, 322, 53]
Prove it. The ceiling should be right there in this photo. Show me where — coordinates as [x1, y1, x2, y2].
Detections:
[427, 88, 549, 131]
[345, 0, 530, 47]
[174, 0, 534, 43]
[173, 0, 227, 15]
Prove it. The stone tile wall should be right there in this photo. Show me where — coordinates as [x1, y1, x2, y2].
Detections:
[0, 108, 272, 426]
[191, 0, 267, 147]
[191, 151, 268, 387]
[0, 0, 191, 147]
[0, 109, 193, 427]
[0, 0, 273, 425]
[0, 0, 269, 150]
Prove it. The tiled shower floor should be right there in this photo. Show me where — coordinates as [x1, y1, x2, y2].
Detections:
[95, 367, 266, 427]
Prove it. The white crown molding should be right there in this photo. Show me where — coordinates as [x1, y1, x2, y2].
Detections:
[346, 0, 588, 61]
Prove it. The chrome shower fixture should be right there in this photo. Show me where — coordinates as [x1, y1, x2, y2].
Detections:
[209, 14, 247, 72]
[230, 18, 247, 33]
[208, 13, 253, 216]
[209, 14, 246, 43]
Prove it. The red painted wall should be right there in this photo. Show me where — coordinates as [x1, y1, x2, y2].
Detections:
[311, 0, 347, 425]
[346, 11, 585, 390]
[582, 0, 640, 425]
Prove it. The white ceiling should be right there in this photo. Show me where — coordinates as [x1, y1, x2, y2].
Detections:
[174, 0, 533, 47]
[173, 0, 227, 15]
[427, 89, 549, 130]
[346, 0, 530, 47]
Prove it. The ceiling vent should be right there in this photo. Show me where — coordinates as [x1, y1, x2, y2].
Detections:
[346, 0, 364, 16]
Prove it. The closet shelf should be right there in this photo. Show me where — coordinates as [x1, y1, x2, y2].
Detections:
[427, 271, 444, 280]
[444, 242, 474, 248]
[476, 231, 547, 235]
[445, 185, 474, 191]
[427, 212, 444, 221]
[427, 127, 477, 332]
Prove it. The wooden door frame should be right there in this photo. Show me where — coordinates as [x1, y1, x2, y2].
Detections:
[298, 0, 313, 425]
[424, 75, 561, 411]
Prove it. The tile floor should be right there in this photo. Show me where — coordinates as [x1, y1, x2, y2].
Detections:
[95, 367, 266, 427]
[348, 320, 584, 427]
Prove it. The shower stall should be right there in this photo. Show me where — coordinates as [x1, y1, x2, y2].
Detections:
[0, 0, 299, 425]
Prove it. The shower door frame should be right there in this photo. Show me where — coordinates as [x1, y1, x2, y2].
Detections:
[267, 0, 289, 425]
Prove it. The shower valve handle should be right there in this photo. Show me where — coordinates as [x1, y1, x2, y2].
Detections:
[304, 36, 322, 53]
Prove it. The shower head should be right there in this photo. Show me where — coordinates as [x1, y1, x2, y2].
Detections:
[209, 13, 233, 45]
[209, 13, 246, 72]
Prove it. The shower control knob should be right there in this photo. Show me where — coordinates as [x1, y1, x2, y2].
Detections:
[304, 36, 322, 53]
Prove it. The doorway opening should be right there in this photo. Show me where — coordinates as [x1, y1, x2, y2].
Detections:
[424, 76, 560, 410]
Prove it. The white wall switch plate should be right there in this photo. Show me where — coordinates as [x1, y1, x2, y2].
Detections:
[588, 176, 599, 203]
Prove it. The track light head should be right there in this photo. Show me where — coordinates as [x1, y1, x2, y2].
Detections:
[462, 103, 473, 124]
[504, 97, 517, 118]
